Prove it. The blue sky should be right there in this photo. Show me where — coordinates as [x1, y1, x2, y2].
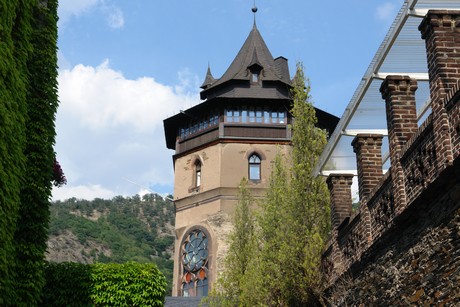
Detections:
[52, 0, 402, 200]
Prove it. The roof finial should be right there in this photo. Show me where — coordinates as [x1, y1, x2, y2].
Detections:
[252, 0, 258, 26]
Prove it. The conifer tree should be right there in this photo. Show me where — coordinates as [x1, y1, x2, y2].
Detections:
[276, 62, 330, 304]
[219, 63, 330, 306]
[240, 153, 291, 306]
[209, 178, 257, 306]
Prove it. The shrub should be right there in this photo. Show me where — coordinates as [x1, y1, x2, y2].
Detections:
[41, 262, 167, 306]
[91, 262, 167, 306]
[41, 262, 92, 307]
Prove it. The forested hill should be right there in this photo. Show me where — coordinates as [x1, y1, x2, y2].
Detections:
[46, 194, 175, 290]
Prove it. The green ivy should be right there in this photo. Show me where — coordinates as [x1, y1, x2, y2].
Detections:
[41, 262, 93, 307]
[0, 0, 58, 304]
[0, 0, 28, 304]
[41, 262, 167, 307]
[13, 0, 59, 305]
[91, 262, 167, 306]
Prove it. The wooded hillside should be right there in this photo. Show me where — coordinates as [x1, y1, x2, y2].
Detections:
[46, 194, 175, 292]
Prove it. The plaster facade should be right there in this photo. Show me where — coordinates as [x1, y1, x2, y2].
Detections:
[171, 142, 291, 296]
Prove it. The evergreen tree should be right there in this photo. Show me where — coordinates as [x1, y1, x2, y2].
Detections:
[241, 153, 291, 306]
[276, 62, 330, 305]
[218, 63, 330, 306]
[208, 178, 257, 306]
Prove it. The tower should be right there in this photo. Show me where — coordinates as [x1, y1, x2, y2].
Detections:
[163, 23, 338, 297]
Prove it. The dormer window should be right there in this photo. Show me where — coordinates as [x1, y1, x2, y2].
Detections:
[248, 60, 262, 84]
[250, 67, 261, 84]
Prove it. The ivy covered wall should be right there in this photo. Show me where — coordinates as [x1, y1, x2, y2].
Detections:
[0, 0, 59, 305]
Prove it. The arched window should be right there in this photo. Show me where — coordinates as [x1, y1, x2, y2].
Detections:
[181, 229, 209, 297]
[249, 154, 261, 181]
[194, 160, 201, 187]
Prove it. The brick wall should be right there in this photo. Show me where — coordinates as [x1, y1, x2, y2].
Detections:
[326, 174, 354, 228]
[323, 10, 460, 304]
[327, 171, 460, 305]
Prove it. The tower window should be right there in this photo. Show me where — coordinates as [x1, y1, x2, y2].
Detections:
[181, 229, 209, 297]
[226, 109, 241, 123]
[249, 154, 261, 181]
[195, 160, 201, 187]
[252, 72, 259, 83]
[256, 110, 263, 123]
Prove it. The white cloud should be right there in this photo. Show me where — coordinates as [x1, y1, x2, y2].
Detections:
[58, 0, 125, 29]
[53, 60, 200, 201]
[52, 184, 116, 201]
[175, 68, 201, 95]
[58, 0, 101, 23]
[58, 60, 197, 132]
[104, 6, 125, 29]
[375, 2, 397, 22]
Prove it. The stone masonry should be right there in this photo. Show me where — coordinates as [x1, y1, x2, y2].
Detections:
[323, 10, 460, 305]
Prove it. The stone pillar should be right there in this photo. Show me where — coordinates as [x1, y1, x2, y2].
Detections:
[419, 10, 460, 170]
[326, 174, 354, 228]
[352, 134, 384, 201]
[380, 76, 418, 211]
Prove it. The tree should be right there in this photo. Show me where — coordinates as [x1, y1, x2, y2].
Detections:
[218, 63, 330, 306]
[273, 62, 330, 304]
[211, 178, 257, 306]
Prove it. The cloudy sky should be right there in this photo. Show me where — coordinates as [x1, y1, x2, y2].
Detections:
[52, 0, 402, 201]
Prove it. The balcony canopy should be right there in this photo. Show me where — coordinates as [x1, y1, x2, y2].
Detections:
[314, 0, 460, 177]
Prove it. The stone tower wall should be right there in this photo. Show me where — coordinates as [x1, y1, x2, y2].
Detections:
[172, 142, 291, 296]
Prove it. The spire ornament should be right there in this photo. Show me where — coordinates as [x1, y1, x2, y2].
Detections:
[252, 0, 257, 25]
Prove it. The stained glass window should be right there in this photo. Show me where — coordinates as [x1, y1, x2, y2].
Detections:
[181, 229, 209, 297]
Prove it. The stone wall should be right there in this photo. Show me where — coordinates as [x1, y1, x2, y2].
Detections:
[327, 162, 460, 305]
[323, 10, 460, 305]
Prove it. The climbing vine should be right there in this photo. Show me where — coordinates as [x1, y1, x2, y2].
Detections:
[0, 0, 59, 305]
[0, 1, 29, 304]
[15, 1, 59, 305]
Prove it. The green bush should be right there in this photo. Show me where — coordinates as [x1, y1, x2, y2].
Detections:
[41, 262, 92, 307]
[91, 262, 167, 306]
[41, 262, 167, 306]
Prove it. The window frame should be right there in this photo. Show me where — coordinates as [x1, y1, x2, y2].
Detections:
[248, 154, 262, 181]
[194, 160, 201, 188]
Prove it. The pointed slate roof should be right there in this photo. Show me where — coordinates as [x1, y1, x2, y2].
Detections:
[200, 65, 215, 89]
[164, 23, 340, 151]
[248, 48, 263, 69]
[201, 24, 291, 95]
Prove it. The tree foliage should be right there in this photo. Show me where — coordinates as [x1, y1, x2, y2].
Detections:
[216, 63, 330, 306]
[48, 194, 175, 294]
[209, 178, 257, 306]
